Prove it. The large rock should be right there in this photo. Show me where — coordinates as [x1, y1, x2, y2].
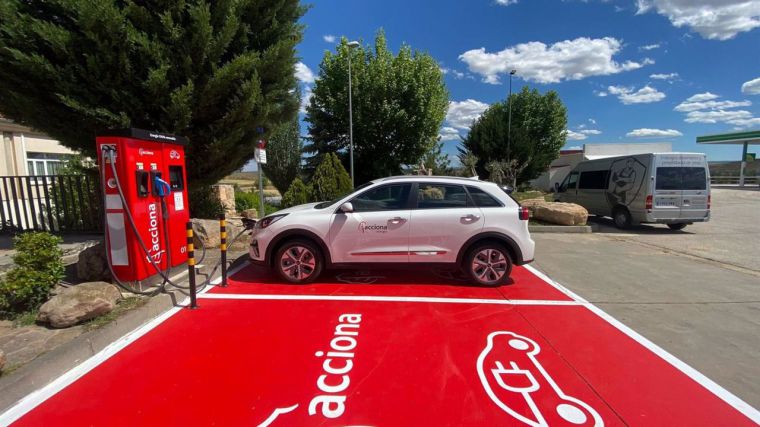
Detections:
[76, 242, 112, 282]
[0, 349, 6, 373]
[241, 209, 259, 220]
[533, 203, 588, 226]
[212, 184, 236, 215]
[37, 282, 122, 328]
[192, 218, 248, 250]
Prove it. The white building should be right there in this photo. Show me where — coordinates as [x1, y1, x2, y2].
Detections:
[1, 116, 77, 177]
[532, 142, 672, 191]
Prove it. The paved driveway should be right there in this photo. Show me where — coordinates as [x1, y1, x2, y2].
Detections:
[532, 188, 760, 408]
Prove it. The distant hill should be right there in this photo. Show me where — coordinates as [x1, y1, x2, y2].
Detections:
[709, 160, 760, 176]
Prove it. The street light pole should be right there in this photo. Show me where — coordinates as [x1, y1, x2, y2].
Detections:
[347, 40, 360, 187]
[507, 69, 516, 162]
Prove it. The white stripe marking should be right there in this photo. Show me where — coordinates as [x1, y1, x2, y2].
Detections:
[523, 264, 760, 424]
[198, 293, 580, 306]
[0, 261, 249, 426]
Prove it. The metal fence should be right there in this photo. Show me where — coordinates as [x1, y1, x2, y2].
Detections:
[710, 176, 760, 185]
[0, 175, 103, 234]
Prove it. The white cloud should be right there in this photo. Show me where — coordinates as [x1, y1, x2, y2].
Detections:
[684, 109, 755, 124]
[626, 128, 683, 138]
[440, 67, 466, 79]
[495, 0, 518, 5]
[439, 126, 462, 141]
[640, 43, 661, 50]
[685, 92, 719, 102]
[446, 99, 490, 130]
[636, 0, 760, 40]
[294, 62, 315, 84]
[650, 72, 679, 81]
[595, 90, 608, 97]
[566, 129, 602, 141]
[742, 77, 760, 95]
[589, 118, 597, 125]
[299, 85, 313, 114]
[674, 98, 751, 113]
[459, 37, 654, 84]
[607, 85, 666, 104]
[323, 35, 336, 43]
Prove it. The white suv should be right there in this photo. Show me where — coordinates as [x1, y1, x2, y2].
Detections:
[249, 176, 535, 285]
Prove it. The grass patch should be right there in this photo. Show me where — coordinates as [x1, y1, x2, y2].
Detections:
[511, 191, 545, 202]
[12, 311, 38, 327]
[82, 297, 146, 332]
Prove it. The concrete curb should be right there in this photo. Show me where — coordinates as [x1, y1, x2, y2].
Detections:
[529, 224, 597, 233]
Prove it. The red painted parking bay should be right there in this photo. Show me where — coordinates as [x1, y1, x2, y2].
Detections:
[2, 264, 758, 426]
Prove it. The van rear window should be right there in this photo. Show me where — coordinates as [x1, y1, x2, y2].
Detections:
[656, 167, 706, 190]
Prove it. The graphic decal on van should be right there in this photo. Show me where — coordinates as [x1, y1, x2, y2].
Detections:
[605, 157, 647, 208]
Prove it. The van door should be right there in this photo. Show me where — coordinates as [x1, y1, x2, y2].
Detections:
[556, 171, 579, 202]
[653, 154, 683, 220]
[679, 155, 709, 220]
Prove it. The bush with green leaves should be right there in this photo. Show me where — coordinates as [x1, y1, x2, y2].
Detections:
[189, 186, 225, 219]
[0, 232, 64, 319]
[312, 153, 352, 202]
[235, 191, 259, 213]
[281, 177, 313, 208]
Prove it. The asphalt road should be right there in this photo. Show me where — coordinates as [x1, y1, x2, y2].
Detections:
[531, 187, 760, 408]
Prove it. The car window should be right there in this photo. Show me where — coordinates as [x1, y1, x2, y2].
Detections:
[656, 167, 707, 190]
[578, 170, 609, 190]
[467, 186, 503, 207]
[417, 184, 468, 209]
[350, 184, 411, 212]
[565, 172, 579, 191]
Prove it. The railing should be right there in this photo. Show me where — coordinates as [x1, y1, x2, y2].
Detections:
[710, 176, 760, 185]
[0, 175, 103, 234]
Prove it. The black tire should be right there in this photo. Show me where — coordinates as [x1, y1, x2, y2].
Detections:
[612, 207, 632, 229]
[667, 223, 687, 231]
[464, 243, 513, 286]
[273, 239, 323, 284]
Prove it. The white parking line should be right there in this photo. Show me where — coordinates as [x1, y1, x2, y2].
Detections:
[198, 293, 581, 306]
[0, 261, 249, 427]
[523, 264, 760, 425]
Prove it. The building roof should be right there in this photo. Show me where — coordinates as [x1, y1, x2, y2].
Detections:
[696, 130, 760, 145]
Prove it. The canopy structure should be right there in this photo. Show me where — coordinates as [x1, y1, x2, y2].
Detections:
[697, 130, 760, 187]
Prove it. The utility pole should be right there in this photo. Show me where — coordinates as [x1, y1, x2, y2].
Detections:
[347, 40, 360, 187]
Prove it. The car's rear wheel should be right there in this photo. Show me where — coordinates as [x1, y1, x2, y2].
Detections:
[274, 239, 323, 284]
[612, 207, 632, 229]
[465, 243, 513, 286]
[667, 223, 687, 231]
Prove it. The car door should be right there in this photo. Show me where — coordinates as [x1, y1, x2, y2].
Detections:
[680, 155, 709, 220]
[653, 155, 683, 220]
[408, 183, 483, 263]
[328, 183, 412, 263]
[556, 171, 579, 202]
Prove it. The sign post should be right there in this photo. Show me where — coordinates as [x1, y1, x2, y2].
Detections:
[255, 138, 267, 218]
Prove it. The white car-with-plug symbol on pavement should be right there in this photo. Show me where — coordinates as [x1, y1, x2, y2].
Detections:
[249, 176, 535, 286]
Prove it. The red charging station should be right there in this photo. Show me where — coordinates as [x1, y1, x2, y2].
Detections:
[96, 129, 190, 283]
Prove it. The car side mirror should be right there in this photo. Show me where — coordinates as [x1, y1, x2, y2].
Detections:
[500, 185, 514, 194]
[554, 182, 560, 192]
[339, 202, 354, 213]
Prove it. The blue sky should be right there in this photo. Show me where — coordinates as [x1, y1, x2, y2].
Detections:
[291, 0, 760, 163]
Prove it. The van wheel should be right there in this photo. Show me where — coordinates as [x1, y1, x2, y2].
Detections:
[274, 239, 323, 284]
[612, 207, 632, 229]
[667, 223, 687, 231]
[465, 243, 513, 286]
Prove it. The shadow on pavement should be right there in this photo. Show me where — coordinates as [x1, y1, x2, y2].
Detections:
[588, 216, 696, 235]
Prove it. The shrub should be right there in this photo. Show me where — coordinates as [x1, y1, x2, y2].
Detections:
[312, 153, 352, 202]
[260, 203, 280, 217]
[189, 186, 225, 219]
[235, 191, 259, 212]
[282, 177, 313, 208]
[0, 232, 64, 319]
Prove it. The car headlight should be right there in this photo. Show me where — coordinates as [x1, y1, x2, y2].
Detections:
[256, 214, 288, 229]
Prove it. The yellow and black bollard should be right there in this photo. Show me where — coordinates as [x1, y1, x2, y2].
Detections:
[186, 222, 198, 309]
[219, 214, 228, 287]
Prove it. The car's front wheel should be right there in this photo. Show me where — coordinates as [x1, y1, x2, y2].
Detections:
[465, 243, 513, 286]
[274, 239, 323, 284]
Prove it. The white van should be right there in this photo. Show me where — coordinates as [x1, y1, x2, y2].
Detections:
[554, 153, 711, 230]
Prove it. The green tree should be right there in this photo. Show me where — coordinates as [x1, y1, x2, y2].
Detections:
[281, 177, 312, 208]
[459, 87, 567, 184]
[421, 140, 453, 176]
[0, 1, 305, 188]
[305, 31, 449, 184]
[263, 116, 302, 195]
[312, 153, 352, 201]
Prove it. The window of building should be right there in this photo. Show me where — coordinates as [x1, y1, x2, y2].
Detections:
[26, 152, 69, 176]
[578, 170, 609, 190]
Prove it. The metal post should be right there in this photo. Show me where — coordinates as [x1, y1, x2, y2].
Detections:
[507, 74, 513, 162]
[258, 164, 265, 217]
[740, 142, 748, 187]
[348, 47, 355, 188]
[219, 214, 227, 288]
[186, 222, 198, 309]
